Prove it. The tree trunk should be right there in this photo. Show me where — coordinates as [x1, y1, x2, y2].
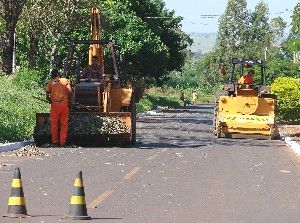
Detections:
[2, 22, 16, 74]
[134, 85, 146, 103]
[28, 34, 39, 69]
[0, 0, 28, 74]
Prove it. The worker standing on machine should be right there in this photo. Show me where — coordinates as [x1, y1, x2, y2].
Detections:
[238, 69, 255, 85]
[81, 55, 103, 79]
[46, 69, 72, 147]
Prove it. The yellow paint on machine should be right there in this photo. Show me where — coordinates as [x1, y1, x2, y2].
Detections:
[8, 197, 26, 206]
[11, 179, 22, 188]
[70, 196, 86, 205]
[74, 178, 83, 187]
[220, 114, 274, 125]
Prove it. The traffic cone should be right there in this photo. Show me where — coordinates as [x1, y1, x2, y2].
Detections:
[4, 167, 30, 218]
[64, 171, 91, 220]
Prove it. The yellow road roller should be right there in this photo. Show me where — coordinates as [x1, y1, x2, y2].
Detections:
[213, 58, 279, 139]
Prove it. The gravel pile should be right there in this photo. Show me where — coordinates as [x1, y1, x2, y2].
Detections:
[35, 114, 130, 136]
[13, 145, 49, 157]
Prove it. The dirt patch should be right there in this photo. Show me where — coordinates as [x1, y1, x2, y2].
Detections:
[278, 125, 300, 137]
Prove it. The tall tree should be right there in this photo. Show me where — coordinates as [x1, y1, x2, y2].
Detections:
[0, 0, 27, 74]
[289, 3, 300, 39]
[247, 1, 271, 58]
[101, 0, 191, 84]
[287, 3, 300, 52]
[216, 0, 248, 60]
[270, 17, 287, 44]
[126, 0, 192, 72]
[18, 0, 97, 70]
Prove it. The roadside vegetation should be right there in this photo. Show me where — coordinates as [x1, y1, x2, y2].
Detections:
[0, 71, 49, 142]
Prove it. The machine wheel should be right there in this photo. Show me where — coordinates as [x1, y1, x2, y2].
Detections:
[213, 91, 228, 137]
[213, 102, 220, 137]
[261, 93, 277, 99]
[128, 98, 136, 145]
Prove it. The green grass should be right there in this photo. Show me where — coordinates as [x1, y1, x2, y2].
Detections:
[136, 87, 215, 113]
[0, 72, 49, 143]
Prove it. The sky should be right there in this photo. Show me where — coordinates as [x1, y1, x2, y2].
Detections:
[164, 0, 299, 33]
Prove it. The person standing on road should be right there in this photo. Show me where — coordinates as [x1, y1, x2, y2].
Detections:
[46, 69, 72, 147]
[192, 91, 197, 105]
[180, 91, 186, 107]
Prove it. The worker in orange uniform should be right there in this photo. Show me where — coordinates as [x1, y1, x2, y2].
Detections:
[238, 69, 255, 85]
[46, 69, 72, 147]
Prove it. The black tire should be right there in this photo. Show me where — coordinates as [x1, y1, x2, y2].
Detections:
[261, 93, 277, 99]
[213, 102, 219, 136]
[213, 91, 229, 137]
[128, 98, 136, 145]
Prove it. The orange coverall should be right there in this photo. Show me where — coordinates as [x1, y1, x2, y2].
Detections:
[46, 77, 72, 145]
[239, 74, 254, 85]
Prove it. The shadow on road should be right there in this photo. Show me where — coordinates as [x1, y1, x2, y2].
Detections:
[136, 104, 282, 150]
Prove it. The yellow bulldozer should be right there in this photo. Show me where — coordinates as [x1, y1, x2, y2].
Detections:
[33, 8, 136, 146]
[213, 58, 279, 139]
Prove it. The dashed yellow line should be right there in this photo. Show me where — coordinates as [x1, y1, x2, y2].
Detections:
[89, 148, 167, 208]
[88, 190, 114, 208]
[147, 148, 168, 160]
[147, 154, 159, 160]
[123, 166, 141, 180]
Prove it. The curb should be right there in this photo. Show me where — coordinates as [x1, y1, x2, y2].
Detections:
[284, 137, 300, 156]
[137, 108, 163, 118]
[0, 140, 34, 153]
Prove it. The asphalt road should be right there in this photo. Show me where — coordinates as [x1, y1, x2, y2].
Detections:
[0, 104, 299, 223]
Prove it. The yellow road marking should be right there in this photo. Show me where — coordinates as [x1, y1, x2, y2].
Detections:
[147, 148, 168, 160]
[88, 190, 113, 208]
[89, 149, 167, 208]
[123, 167, 141, 180]
[147, 154, 159, 160]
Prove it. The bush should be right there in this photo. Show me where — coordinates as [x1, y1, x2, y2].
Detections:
[272, 77, 300, 124]
[137, 89, 182, 113]
[12, 69, 45, 89]
[0, 75, 49, 142]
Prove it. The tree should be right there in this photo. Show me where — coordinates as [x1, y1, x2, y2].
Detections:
[216, 0, 248, 60]
[270, 17, 287, 44]
[289, 3, 300, 39]
[286, 3, 300, 52]
[198, 0, 288, 94]
[247, 2, 271, 58]
[15, 0, 190, 86]
[101, 0, 191, 84]
[126, 0, 192, 72]
[17, 0, 97, 71]
[0, 0, 27, 74]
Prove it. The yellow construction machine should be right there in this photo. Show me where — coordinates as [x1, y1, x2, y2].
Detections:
[33, 8, 136, 146]
[213, 58, 279, 139]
